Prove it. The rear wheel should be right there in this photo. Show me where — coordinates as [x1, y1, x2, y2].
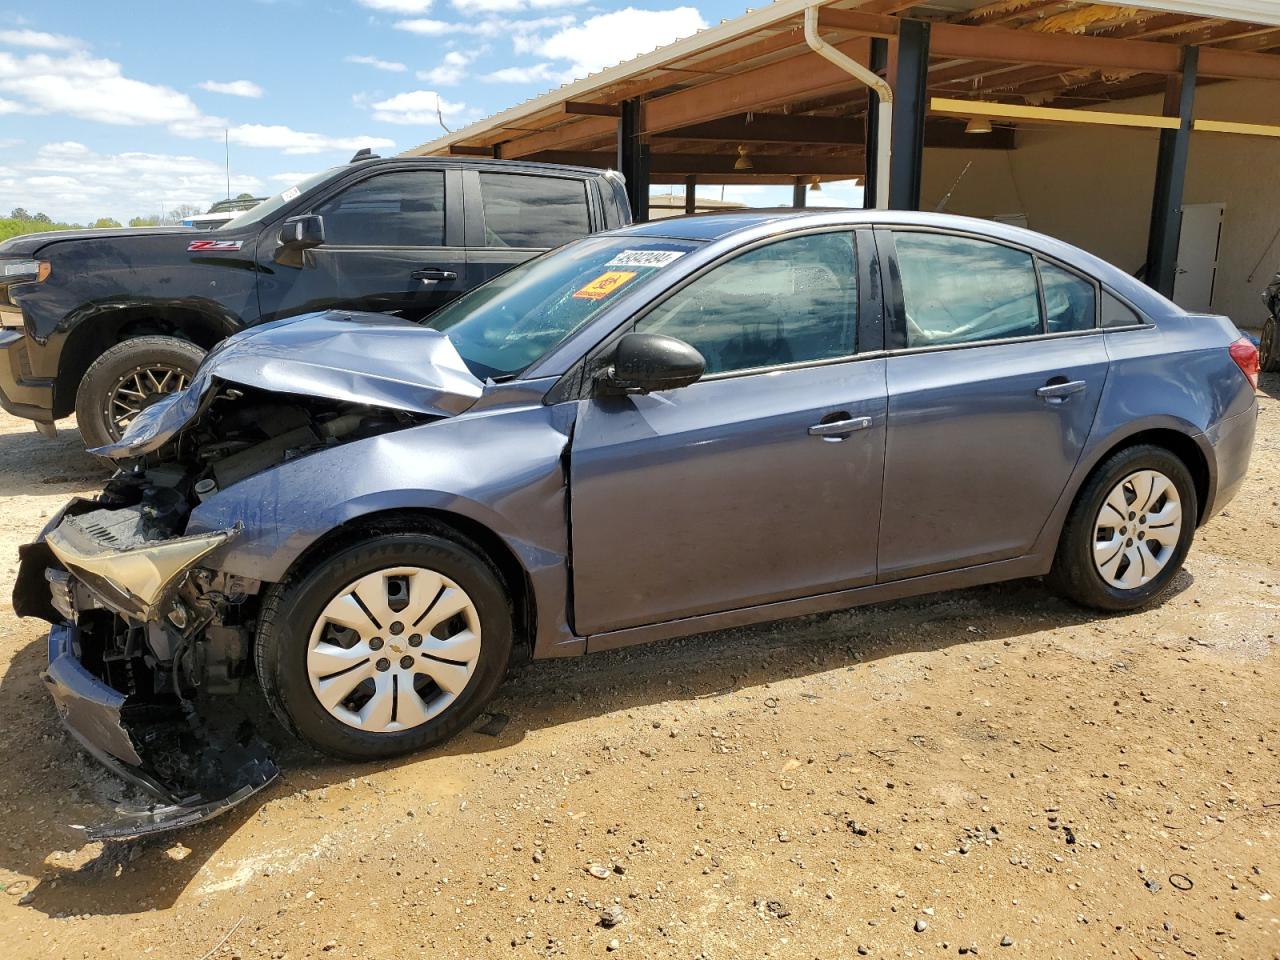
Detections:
[75, 335, 205, 447]
[1047, 444, 1197, 611]
[255, 532, 513, 761]
[1260, 315, 1280, 373]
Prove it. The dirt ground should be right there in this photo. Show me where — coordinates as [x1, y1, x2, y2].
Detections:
[0, 378, 1277, 960]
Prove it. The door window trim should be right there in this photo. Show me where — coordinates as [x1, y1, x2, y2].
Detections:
[877, 225, 1153, 355]
[471, 171, 592, 250]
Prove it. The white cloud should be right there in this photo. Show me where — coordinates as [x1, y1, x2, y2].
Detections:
[0, 96, 25, 114]
[270, 171, 322, 184]
[198, 79, 264, 98]
[0, 29, 81, 51]
[0, 50, 204, 125]
[0, 141, 265, 223]
[0, 46, 392, 157]
[369, 90, 468, 127]
[484, 62, 567, 84]
[346, 54, 407, 72]
[451, 0, 582, 10]
[357, 0, 434, 12]
[394, 17, 478, 36]
[417, 50, 474, 86]
[540, 6, 707, 76]
[225, 124, 394, 155]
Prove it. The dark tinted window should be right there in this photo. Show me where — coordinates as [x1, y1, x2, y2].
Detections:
[315, 171, 445, 246]
[895, 232, 1041, 347]
[1102, 291, 1144, 328]
[480, 173, 589, 249]
[635, 232, 857, 375]
[1039, 259, 1096, 333]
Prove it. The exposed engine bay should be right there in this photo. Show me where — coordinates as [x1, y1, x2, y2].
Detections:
[16, 382, 430, 838]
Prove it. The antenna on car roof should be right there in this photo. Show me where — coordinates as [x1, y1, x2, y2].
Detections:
[349, 148, 379, 163]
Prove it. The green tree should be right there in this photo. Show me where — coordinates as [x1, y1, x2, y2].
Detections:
[235, 192, 256, 200]
[9, 208, 30, 221]
[92, 217, 122, 228]
[167, 203, 203, 223]
[129, 215, 161, 227]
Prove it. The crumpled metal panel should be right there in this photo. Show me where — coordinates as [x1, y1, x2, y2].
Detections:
[93, 310, 485, 459]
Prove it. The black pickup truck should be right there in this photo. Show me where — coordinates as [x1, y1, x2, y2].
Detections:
[0, 155, 630, 446]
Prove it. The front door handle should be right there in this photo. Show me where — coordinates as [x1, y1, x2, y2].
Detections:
[411, 268, 458, 283]
[1036, 379, 1087, 403]
[808, 415, 873, 438]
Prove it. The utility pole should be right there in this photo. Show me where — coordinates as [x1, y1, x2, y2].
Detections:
[225, 129, 231, 200]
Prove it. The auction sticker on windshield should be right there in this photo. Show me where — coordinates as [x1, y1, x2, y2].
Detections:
[574, 271, 638, 301]
[607, 249, 686, 268]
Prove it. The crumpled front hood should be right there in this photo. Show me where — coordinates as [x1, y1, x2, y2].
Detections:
[94, 310, 485, 459]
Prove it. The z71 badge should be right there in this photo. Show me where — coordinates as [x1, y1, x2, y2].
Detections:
[187, 239, 244, 252]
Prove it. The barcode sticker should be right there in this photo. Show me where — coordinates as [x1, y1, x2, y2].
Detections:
[606, 249, 685, 268]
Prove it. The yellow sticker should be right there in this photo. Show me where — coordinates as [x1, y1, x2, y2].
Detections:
[573, 270, 637, 301]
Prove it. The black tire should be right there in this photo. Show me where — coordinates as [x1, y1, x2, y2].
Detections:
[75, 335, 206, 448]
[1046, 444, 1197, 612]
[1260, 316, 1280, 374]
[255, 532, 513, 761]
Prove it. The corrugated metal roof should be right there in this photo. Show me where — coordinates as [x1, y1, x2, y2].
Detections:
[403, 0, 1280, 159]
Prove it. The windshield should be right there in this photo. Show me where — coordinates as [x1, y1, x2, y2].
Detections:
[428, 235, 703, 379]
[217, 168, 338, 231]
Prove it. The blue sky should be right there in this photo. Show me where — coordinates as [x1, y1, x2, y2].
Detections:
[0, 0, 860, 222]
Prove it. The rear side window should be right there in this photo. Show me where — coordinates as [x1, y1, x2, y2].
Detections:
[1039, 260, 1097, 333]
[314, 171, 445, 246]
[480, 173, 589, 249]
[894, 232, 1041, 347]
[1102, 291, 1145, 328]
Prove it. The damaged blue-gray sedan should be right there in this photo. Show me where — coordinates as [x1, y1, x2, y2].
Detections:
[15, 211, 1259, 838]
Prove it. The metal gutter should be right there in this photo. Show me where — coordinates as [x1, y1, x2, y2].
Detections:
[803, 5, 890, 209]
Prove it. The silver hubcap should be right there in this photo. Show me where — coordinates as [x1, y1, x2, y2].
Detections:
[107, 364, 190, 438]
[1093, 469, 1182, 590]
[306, 566, 482, 733]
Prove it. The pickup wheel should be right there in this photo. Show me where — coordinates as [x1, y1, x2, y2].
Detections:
[75, 335, 206, 447]
[255, 532, 513, 761]
[1261, 316, 1280, 374]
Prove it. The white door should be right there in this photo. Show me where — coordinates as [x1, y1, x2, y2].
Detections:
[1173, 202, 1225, 312]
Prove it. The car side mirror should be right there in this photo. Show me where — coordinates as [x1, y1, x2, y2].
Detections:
[599, 332, 705, 396]
[275, 214, 325, 266]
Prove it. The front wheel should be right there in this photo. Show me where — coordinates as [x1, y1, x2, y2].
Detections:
[255, 532, 513, 761]
[75, 335, 206, 447]
[1047, 445, 1197, 612]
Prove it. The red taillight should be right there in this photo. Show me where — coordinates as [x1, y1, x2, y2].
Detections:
[1229, 336, 1260, 390]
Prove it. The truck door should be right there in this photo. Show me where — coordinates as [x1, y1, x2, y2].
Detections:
[258, 167, 466, 324]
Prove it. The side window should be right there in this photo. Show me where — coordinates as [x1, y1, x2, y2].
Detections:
[479, 173, 590, 249]
[634, 232, 857, 375]
[894, 232, 1041, 347]
[1102, 291, 1145, 328]
[314, 171, 446, 247]
[1039, 259, 1097, 333]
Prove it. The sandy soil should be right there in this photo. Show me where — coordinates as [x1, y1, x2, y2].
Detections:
[0, 378, 1277, 960]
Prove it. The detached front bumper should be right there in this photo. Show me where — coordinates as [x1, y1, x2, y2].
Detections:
[42, 621, 278, 840]
[0, 328, 56, 423]
[18, 509, 278, 841]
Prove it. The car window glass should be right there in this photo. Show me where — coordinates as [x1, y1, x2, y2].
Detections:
[1102, 291, 1144, 328]
[895, 232, 1041, 347]
[1039, 259, 1096, 333]
[634, 232, 857, 375]
[480, 174, 589, 249]
[314, 171, 445, 246]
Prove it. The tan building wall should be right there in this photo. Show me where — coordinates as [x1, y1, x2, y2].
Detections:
[920, 79, 1280, 330]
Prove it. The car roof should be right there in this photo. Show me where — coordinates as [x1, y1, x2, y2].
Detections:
[607, 208, 1174, 317]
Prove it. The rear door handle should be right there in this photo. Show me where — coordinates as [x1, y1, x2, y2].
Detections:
[411, 269, 458, 282]
[1036, 379, 1087, 402]
[808, 415, 873, 438]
